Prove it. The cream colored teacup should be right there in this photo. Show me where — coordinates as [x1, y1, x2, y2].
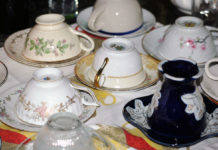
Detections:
[23, 14, 94, 62]
[16, 68, 99, 126]
[157, 16, 217, 64]
[88, 38, 146, 89]
[88, 0, 143, 34]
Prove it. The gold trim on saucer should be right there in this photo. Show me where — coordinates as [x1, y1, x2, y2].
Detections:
[74, 53, 160, 92]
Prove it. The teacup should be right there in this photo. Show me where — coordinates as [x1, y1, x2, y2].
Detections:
[88, 0, 143, 35]
[171, 0, 202, 14]
[16, 67, 99, 126]
[88, 38, 146, 89]
[157, 16, 217, 64]
[23, 13, 95, 62]
[33, 112, 113, 150]
[202, 57, 218, 99]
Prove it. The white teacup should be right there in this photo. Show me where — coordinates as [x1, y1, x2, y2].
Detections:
[157, 16, 217, 64]
[23, 13, 95, 62]
[88, 0, 143, 35]
[88, 38, 146, 89]
[171, 0, 202, 14]
[16, 68, 99, 126]
[202, 58, 218, 98]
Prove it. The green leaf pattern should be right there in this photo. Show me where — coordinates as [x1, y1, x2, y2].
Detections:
[27, 38, 69, 56]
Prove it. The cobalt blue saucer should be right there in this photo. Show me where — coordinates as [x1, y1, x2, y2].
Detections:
[122, 94, 218, 148]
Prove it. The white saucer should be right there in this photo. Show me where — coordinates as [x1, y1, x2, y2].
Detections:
[0, 84, 96, 132]
[4, 28, 90, 68]
[0, 61, 8, 87]
[142, 25, 218, 67]
[75, 53, 159, 92]
[76, 7, 156, 38]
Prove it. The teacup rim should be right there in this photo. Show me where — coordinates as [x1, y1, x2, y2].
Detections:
[175, 16, 203, 29]
[35, 13, 65, 25]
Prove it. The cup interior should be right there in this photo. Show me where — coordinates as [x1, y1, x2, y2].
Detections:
[33, 68, 63, 82]
[175, 16, 203, 28]
[207, 62, 218, 77]
[103, 38, 134, 53]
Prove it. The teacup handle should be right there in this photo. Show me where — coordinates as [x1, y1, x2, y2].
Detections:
[69, 28, 95, 51]
[94, 57, 109, 88]
[70, 83, 100, 106]
[205, 57, 218, 80]
[88, 6, 105, 31]
[209, 30, 218, 41]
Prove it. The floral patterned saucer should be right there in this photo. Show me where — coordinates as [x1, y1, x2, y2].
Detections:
[75, 53, 159, 92]
[4, 29, 90, 67]
[0, 84, 97, 132]
[76, 7, 156, 38]
[0, 61, 8, 87]
[142, 25, 218, 67]
[123, 95, 218, 147]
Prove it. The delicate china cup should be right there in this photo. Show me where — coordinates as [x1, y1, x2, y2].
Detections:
[88, 0, 143, 35]
[171, 0, 202, 14]
[33, 112, 113, 150]
[16, 68, 99, 126]
[23, 13, 95, 62]
[157, 16, 217, 64]
[88, 38, 146, 89]
[201, 57, 218, 99]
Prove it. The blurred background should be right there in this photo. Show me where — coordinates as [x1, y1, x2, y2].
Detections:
[0, 0, 191, 46]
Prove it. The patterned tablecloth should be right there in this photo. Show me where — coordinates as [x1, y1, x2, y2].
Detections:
[0, 24, 217, 150]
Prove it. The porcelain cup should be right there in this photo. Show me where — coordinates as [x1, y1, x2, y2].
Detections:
[88, 0, 143, 35]
[171, 0, 202, 14]
[23, 13, 95, 62]
[33, 112, 113, 150]
[203, 57, 218, 96]
[88, 38, 146, 89]
[157, 16, 217, 64]
[16, 67, 99, 126]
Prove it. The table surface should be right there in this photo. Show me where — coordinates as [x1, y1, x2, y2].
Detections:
[0, 0, 218, 150]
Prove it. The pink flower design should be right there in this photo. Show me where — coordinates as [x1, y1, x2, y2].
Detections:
[35, 103, 48, 120]
[187, 39, 194, 45]
[62, 39, 66, 43]
[191, 44, 196, 49]
[201, 45, 206, 50]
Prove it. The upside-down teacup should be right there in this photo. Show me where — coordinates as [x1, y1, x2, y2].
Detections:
[88, 0, 143, 35]
[16, 67, 99, 126]
[23, 13, 95, 62]
[157, 16, 217, 64]
[88, 38, 146, 89]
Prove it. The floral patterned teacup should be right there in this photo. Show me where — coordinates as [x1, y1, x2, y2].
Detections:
[23, 14, 95, 62]
[157, 16, 217, 64]
[16, 67, 99, 126]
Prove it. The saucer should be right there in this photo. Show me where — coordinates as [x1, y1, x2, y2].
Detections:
[142, 25, 218, 67]
[4, 28, 90, 68]
[76, 7, 156, 38]
[0, 61, 8, 87]
[75, 53, 159, 92]
[0, 84, 97, 132]
[123, 94, 218, 147]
